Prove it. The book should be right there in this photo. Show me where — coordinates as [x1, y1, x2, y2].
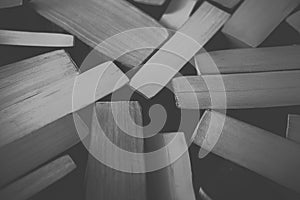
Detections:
[0, 30, 74, 47]
[0, 155, 76, 200]
[286, 114, 300, 143]
[133, 0, 166, 5]
[211, 0, 241, 9]
[172, 71, 300, 109]
[0, 50, 128, 187]
[85, 102, 147, 200]
[145, 132, 196, 200]
[194, 110, 300, 193]
[130, 2, 230, 98]
[287, 11, 300, 33]
[0, 0, 22, 9]
[84, 102, 196, 200]
[194, 45, 300, 74]
[30, 0, 169, 68]
[159, 0, 197, 30]
[222, 0, 300, 47]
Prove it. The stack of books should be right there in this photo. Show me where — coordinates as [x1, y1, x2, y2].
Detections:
[0, 0, 300, 199]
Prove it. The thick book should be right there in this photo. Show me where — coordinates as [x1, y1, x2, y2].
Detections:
[172, 70, 300, 109]
[194, 45, 300, 74]
[0, 155, 76, 200]
[85, 102, 196, 200]
[0, 50, 128, 187]
[130, 2, 230, 98]
[194, 110, 300, 193]
[30, 0, 169, 68]
[0, 30, 74, 47]
[0, 0, 22, 9]
[85, 102, 147, 200]
[222, 0, 300, 47]
[145, 132, 196, 200]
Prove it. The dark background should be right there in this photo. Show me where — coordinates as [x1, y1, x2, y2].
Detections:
[1, 0, 300, 199]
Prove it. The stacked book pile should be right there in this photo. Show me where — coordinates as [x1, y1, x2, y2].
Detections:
[0, 0, 300, 199]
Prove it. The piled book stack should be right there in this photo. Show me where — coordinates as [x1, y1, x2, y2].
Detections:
[0, 0, 300, 199]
